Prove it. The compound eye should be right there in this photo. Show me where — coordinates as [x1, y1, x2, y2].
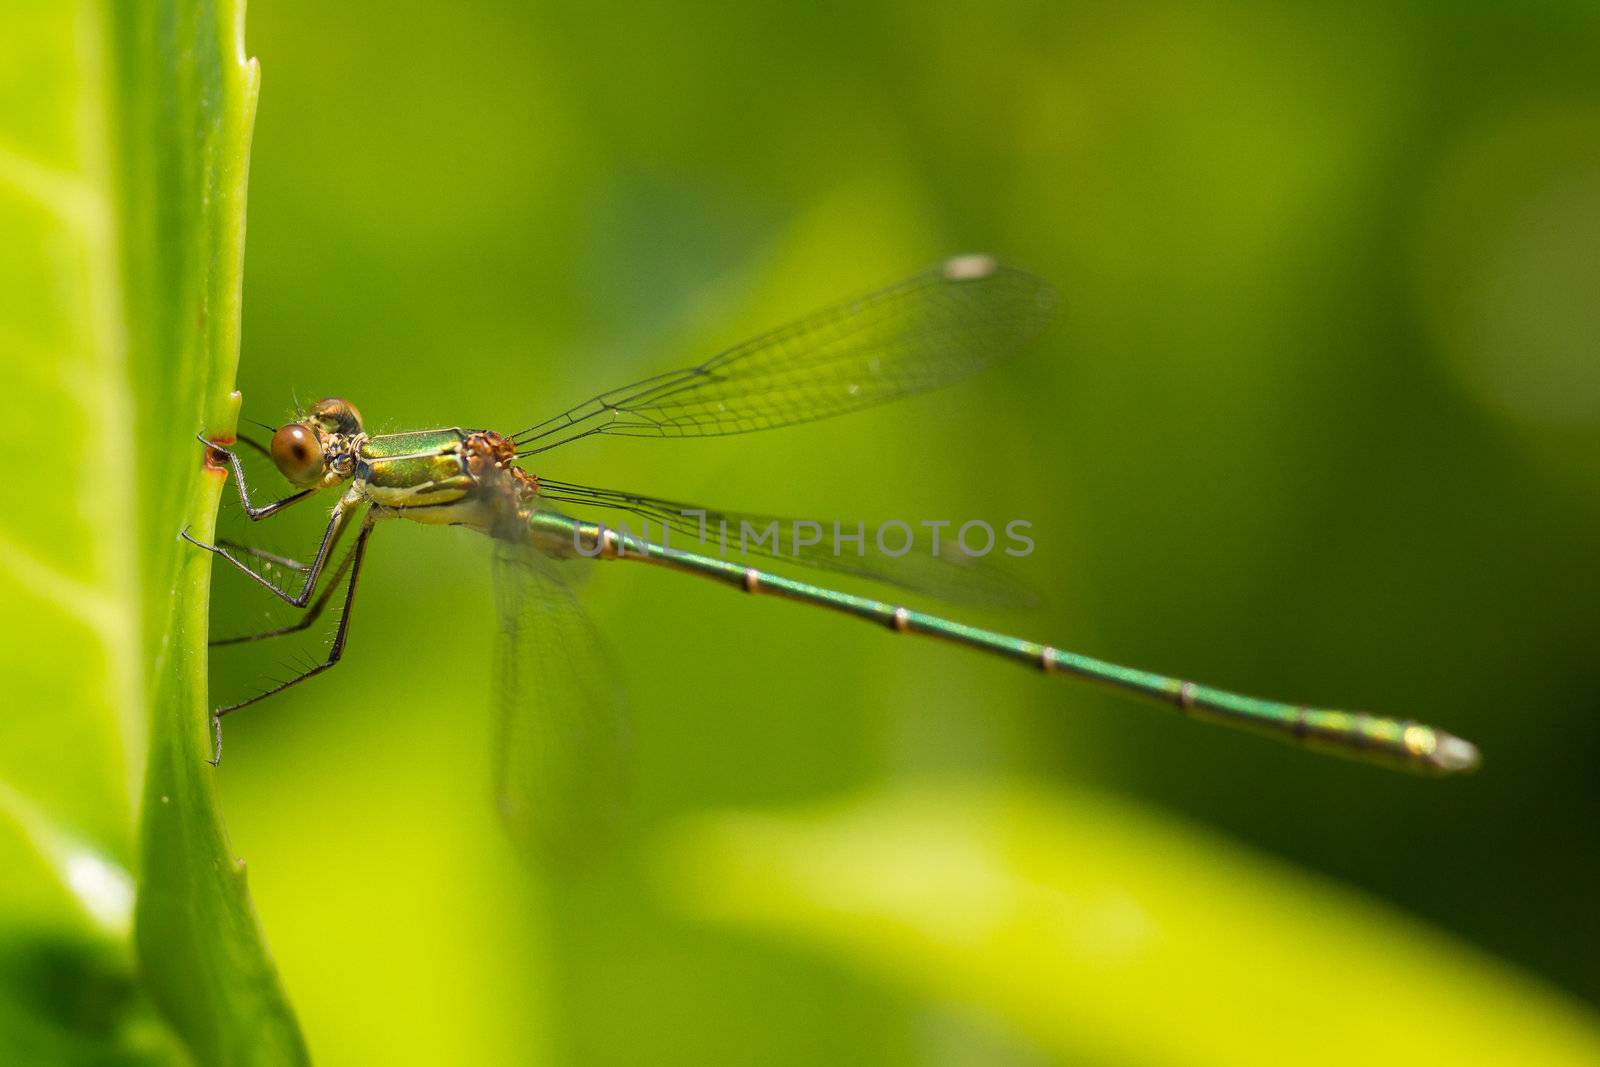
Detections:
[270, 423, 325, 484]
[311, 397, 364, 435]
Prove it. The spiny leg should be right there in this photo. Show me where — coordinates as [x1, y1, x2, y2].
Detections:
[212, 538, 313, 575]
[205, 493, 361, 589]
[210, 543, 359, 646]
[200, 432, 316, 520]
[209, 515, 377, 764]
[183, 496, 357, 608]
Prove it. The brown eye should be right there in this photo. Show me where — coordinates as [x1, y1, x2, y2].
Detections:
[270, 423, 325, 484]
[311, 397, 364, 435]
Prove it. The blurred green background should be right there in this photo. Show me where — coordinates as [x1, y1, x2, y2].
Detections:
[191, 0, 1600, 1063]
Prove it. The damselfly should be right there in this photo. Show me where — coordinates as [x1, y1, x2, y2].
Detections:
[187, 255, 1480, 853]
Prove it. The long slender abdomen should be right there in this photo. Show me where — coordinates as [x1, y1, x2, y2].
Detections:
[539, 511, 1480, 775]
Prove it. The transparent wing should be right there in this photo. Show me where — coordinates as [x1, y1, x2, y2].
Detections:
[513, 256, 1057, 453]
[537, 479, 1036, 610]
[491, 539, 628, 862]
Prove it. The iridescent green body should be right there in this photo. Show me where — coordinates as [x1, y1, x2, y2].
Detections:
[511, 509, 1478, 775]
[338, 427, 538, 534]
[191, 257, 1478, 850]
[358, 429, 481, 516]
[268, 418, 1481, 778]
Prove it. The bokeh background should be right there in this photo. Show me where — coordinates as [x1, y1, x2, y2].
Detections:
[202, 1, 1600, 1063]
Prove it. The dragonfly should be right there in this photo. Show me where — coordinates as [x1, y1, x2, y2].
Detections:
[187, 255, 1480, 854]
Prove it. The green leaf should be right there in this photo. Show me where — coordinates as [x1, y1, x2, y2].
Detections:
[659, 782, 1600, 1067]
[0, 0, 305, 1060]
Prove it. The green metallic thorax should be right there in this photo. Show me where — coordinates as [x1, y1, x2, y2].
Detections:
[356, 428, 501, 527]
